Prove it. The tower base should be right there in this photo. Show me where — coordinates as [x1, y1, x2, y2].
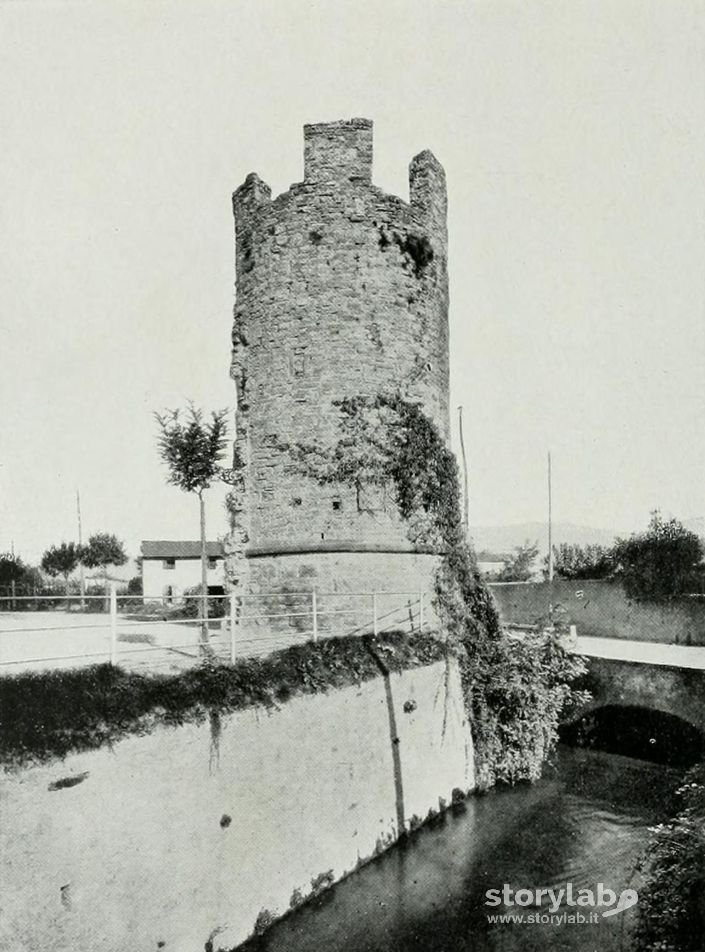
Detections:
[228, 549, 442, 652]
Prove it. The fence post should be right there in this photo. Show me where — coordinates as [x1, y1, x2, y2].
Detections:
[109, 582, 117, 665]
[230, 593, 237, 663]
[419, 591, 424, 632]
[10, 580, 15, 612]
[372, 592, 378, 637]
[312, 589, 318, 642]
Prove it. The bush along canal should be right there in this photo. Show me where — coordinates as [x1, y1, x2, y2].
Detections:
[240, 739, 703, 952]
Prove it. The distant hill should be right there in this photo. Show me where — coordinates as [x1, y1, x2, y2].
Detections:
[471, 517, 705, 559]
[470, 523, 618, 559]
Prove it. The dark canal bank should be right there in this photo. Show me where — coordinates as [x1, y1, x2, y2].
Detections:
[249, 746, 683, 952]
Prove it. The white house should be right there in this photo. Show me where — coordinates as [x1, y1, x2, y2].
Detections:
[140, 541, 226, 601]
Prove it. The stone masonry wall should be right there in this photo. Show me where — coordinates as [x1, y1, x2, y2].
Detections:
[237, 551, 442, 646]
[227, 119, 450, 603]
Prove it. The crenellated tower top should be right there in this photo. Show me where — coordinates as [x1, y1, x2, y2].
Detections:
[232, 119, 446, 234]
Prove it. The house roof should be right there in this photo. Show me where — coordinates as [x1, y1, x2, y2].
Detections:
[140, 541, 225, 559]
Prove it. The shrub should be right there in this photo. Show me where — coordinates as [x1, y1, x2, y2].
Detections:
[549, 543, 615, 580]
[181, 585, 225, 619]
[634, 762, 705, 951]
[614, 512, 705, 602]
[127, 576, 143, 596]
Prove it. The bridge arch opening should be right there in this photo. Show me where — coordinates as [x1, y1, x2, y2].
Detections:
[561, 705, 705, 767]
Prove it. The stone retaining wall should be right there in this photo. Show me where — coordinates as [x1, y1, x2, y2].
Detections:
[1, 658, 473, 952]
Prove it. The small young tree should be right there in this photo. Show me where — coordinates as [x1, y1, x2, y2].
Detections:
[497, 540, 540, 582]
[81, 533, 128, 605]
[613, 511, 705, 601]
[155, 405, 229, 647]
[41, 542, 81, 598]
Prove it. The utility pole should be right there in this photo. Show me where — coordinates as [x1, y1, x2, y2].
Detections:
[547, 452, 553, 625]
[457, 406, 469, 537]
[76, 489, 85, 609]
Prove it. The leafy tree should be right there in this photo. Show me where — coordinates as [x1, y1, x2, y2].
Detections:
[155, 405, 230, 647]
[82, 533, 128, 605]
[613, 511, 705, 601]
[497, 540, 540, 582]
[0, 554, 42, 596]
[549, 543, 615, 581]
[82, 533, 128, 575]
[41, 543, 81, 597]
[0, 554, 28, 587]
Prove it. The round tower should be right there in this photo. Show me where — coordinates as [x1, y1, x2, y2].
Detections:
[227, 119, 450, 634]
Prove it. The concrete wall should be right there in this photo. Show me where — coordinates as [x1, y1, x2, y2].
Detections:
[227, 119, 449, 602]
[491, 579, 705, 646]
[0, 658, 473, 952]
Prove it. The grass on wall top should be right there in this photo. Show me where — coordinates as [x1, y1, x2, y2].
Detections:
[0, 631, 446, 769]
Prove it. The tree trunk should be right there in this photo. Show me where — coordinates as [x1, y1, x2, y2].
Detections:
[64, 573, 71, 612]
[79, 562, 85, 610]
[199, 490, 210, 650]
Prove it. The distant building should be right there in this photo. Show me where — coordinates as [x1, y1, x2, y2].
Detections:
[140, 541, 225, 601]
[475, 550, 511, 579]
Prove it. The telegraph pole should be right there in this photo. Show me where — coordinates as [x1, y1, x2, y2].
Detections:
[457, 406, 469, 537]
[547, 452, 553, 624]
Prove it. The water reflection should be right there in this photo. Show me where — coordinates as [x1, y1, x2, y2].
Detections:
[254, 747, 680, 952]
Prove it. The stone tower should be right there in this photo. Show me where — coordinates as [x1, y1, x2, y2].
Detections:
[227, 119, 449, 630]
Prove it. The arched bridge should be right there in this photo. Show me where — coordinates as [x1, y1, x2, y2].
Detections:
[568, 636, 705, 736]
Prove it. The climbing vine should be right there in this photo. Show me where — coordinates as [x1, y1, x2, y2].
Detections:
[289, 392, 589, 786]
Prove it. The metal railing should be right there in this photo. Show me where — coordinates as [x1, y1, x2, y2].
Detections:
[0, 587, 430, 674]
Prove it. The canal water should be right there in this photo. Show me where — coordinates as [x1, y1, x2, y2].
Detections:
[255, 746, 681, 952]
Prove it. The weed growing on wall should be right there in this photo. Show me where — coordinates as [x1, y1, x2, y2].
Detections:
[0, 631, 445, 767]
[289, 393, 588, 786]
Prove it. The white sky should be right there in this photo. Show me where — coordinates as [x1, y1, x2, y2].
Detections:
[1, 0, 704, 564]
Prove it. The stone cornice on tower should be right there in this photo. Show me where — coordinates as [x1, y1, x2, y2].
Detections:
[233, 119, 446, 232]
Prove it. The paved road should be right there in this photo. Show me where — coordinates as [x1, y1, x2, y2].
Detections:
[0, 611, 311, 675]
[5, 613, 702, 677]
[574, 634, 705, 670]
[0, 612, 229, 674]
